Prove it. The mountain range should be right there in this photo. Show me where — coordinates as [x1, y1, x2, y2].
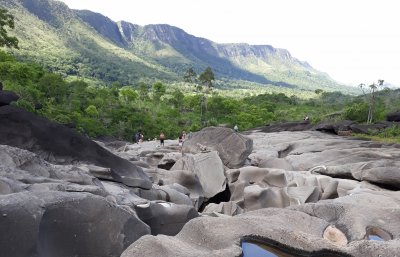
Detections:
[0, 0, 357, 93]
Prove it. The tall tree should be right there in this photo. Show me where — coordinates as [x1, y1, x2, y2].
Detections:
[0, 8, 19, 49]
[359, 79, 384, 123]
[197, 67, 215, 125]
[198, 66, 215, 90]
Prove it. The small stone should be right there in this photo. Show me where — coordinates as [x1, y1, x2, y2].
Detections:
[323, 225, 348, 246]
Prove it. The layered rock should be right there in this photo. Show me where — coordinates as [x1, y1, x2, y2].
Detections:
[0, 106, 152, 189]
[249, 131, 400, 189]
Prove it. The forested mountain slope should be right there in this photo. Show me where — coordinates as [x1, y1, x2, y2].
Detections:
[1, 0, 357, 94]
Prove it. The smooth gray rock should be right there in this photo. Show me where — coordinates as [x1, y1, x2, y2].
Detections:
[227, 166, 341, 210]
[147, 168, 205, 209]
[290, 190, 400, 242]
[249, 130, 400, 189]
[134, 201, 199, 236]
[0, 191, 150, 257]
[121, 208, 366, 257]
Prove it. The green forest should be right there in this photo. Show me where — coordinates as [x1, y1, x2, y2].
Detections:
[2, 48, 400, 142]
[1, 7, 400, 143]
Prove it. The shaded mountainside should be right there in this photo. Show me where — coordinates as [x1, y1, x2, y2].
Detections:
[1, 0, 357, 93]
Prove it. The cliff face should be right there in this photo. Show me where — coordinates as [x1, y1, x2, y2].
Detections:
[75, 10, 126, 47]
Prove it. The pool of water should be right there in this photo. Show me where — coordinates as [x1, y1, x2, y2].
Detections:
[365, 227, 392, 242]
[368, 235, 384, 241]
[241, 242, 294, 257]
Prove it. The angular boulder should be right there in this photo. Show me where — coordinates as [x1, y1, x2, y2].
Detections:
[182, 127, 253, 168]
[171, 151, 226, 199]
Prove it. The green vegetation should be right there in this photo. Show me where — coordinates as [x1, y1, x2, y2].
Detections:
[1, 48, 399, 143]
[0, 4, 398, 144]
[354, 126, 400, 144]
[0, 8, 19, 49]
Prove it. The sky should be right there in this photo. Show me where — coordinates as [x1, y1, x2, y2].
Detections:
[58, 0, 400, 86]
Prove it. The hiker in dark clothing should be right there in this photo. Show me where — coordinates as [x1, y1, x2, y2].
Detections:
[133, 132, 140, 144]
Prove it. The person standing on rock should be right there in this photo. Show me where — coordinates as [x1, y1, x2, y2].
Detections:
[159, 131, 165, 147]
[182, 131, 187, 142]
[133, 132, 140, 144]
[178, 132, 183, 146]
[178, 131, 186, 146]
[234, 124, 239, 132]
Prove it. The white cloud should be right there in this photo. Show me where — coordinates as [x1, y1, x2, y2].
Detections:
[58, 0, 400, 86]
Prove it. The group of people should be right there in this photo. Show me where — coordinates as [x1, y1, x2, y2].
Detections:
[132, 132, 144, 144]
[158, 130, 192, 147]
[136, 125, 240, 148]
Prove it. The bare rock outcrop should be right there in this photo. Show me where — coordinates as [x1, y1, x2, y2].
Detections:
[0, 191, 150, 257]
[0, 106, 152, 189]
[182, 127, 253, 168]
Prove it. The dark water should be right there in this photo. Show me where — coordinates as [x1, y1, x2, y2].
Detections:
[241, 242, 294, 257]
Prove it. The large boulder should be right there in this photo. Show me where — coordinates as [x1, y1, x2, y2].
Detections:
[0, 106, 152, 189]
[0, 191, 150, 257]
[134, 201, 199, 236]
[146, 168, 205, 209]
[121, 208, 371, 257]
[0, 144, 108, 196]
[386, 112, 400, 122]
[182, 127, 253, 168]
[0, 90, 19, 106]
[171, 151, 226, 199]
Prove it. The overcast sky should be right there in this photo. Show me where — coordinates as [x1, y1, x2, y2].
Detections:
[58, 0, 400, 86]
